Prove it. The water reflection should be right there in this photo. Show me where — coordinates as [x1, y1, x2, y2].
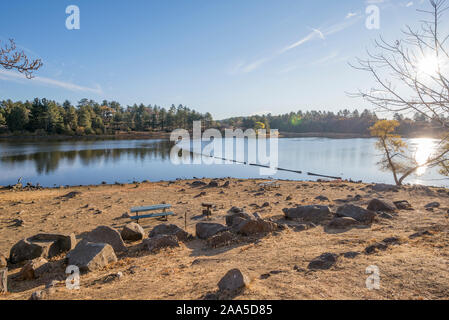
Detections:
[409, 138, 438, 176]
[0, 140, 175, 175]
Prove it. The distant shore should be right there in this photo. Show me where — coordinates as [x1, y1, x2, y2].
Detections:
[0, 130, 443, 141]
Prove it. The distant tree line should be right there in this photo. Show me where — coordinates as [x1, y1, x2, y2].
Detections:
[220, 109, 446, 136]
[0, 98, 214, 135]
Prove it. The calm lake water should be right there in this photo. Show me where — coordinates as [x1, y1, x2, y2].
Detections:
[0, 137, 447, 187]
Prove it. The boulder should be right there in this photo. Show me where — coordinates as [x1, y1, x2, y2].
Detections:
[336, 204, 376, 224]
[9, 233, 76, 264]
[308, 253, 339, 270]
[121, 223, 145, 241]
[217, 269, 250, 293]
[66, 240, 117, 272]
[196, 223, 228, 240]
[206, 231, 234, 248]
[85, 226, 127, 253]
[143, 235, 179, 252]
[20, 257, 48, 280]
[367, 199, 396, 212]
[225, 211, 253, 227]
[28, 233, 77, 255]
[227, 206, 243, 214]
[327, 217, 359, 229]
[235, 219, 278, 236]
[9, 239, 52, 264]
[149, 224, 190, 242]
[282, 205, 332, 224]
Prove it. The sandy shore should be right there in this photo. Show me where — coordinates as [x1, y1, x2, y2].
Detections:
[0, 178, 448, 300]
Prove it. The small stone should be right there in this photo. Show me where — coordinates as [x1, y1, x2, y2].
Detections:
[409, 230, 432, 239]
[425, 202, 440, 209]
[365, 242, 388, 254]
[217, 269, 250, 293]
[308, 253, 338, 270]
[393, 200, 412, 210]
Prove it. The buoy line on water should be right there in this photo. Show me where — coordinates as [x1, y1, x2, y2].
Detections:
[179, 148, 343, 180]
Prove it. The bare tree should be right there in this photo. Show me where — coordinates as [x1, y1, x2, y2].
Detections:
[351, 0, 449, 183]
[0, 39, 42, 78]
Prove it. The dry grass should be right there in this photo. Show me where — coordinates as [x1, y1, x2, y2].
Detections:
[0, 179, 448, 300]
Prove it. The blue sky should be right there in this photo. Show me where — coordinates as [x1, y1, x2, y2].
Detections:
[0, 0, 434, 119]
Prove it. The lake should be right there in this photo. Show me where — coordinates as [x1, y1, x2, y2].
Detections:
[0, 137, 447, 187]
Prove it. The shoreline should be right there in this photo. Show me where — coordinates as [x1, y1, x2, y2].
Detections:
[0, 131, 442, 141]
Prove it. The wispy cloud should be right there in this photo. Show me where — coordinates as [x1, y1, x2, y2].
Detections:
[231, 15, 362, 74]
[0, 69, 103, 94]
[279, 50, 341, 74]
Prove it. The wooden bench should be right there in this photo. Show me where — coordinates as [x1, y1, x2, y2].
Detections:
[130, 204, 174, 223]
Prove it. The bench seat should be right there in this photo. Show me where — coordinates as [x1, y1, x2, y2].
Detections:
[130, 211, 175, 220]
[130, 204, 171, 213]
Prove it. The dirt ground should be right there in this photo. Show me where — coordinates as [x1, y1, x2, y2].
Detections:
[0, 178, 448, 300]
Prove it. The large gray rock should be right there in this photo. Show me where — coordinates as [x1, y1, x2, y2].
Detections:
[235, 219, 278, 236]
[196, 223, 228, 240]
[85, 226, 127, 253]
[336, 204, 376, 224]
[9, 233, 76, 264]
[66, 240, 117, 272]
[225, 211, 253, 227]
[9, 239, 52, 264]
[282, 205, 332, 224]
[143, 235, 179, 252]
[367, 199, 396, 212]
[308, 253, 339, 270]
[217, 269, 250, 293]
[28, 233, 77, 255]
[149, 224, 190, 242]
[121, 223, 145, 241]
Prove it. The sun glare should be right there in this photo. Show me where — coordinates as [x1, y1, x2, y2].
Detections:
[417, 55, 441, 76]
[413, 138, 436, 176]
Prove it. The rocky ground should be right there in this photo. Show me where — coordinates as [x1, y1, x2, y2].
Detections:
[0, 178, 448, 300]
